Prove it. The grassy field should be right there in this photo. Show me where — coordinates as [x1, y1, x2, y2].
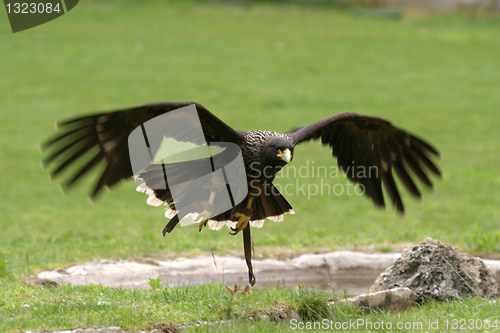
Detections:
[2, 282, 499, 332]
[1, 0, 500, 331]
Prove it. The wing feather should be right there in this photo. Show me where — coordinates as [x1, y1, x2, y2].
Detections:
[289, 112, 440, 212]
[41, 102, 244, 197]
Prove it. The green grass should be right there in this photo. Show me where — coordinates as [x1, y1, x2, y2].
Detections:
[1, 0, 500, 331]
[1, 283, 499, 332]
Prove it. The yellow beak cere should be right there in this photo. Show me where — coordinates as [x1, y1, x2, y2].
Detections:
[278, 148, 292, 164]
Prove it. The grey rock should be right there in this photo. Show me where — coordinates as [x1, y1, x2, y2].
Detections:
[332, 287, 417, 312]
[370, 238, 500, 302]
[268, 301, 300, 322]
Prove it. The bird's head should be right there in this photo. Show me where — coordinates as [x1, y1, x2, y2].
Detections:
[265, 137, 294, 167]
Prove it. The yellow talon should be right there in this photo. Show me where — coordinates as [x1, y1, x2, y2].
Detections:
[199, 220, 208, 232]
[231, 212, 251, 235]
[197, 209, 213, 232]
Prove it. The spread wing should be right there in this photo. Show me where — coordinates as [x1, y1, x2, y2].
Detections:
[41, 102, 244, 198]
[288, 112, 441, 212]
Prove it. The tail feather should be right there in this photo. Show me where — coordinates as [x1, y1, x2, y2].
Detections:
[204, 184, 294, 230]
[137, 165, 295, 233]
[253, 185, 294, 223]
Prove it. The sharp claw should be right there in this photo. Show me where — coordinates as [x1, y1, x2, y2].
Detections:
[198, 220, 208, 232]
[229, 226, 239, 236]
[230, 212, 251, 235]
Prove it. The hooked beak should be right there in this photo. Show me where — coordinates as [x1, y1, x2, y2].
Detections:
[277, 148, 292, 164]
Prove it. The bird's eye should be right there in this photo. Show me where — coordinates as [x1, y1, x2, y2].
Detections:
[275, 146, 279, 151]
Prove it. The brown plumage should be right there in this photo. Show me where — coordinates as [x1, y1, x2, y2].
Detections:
[41, 102, 441, 286]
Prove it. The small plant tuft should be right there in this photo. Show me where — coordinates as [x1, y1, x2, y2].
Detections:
[148, 276, 162, 290]
[220, 284, 252, 319]
[295, 285, 330, 321]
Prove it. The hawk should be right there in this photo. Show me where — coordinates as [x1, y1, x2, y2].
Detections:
[41, 102, 441, 285]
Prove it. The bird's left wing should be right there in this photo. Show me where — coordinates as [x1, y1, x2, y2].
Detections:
[41, 102, 244, 198]
[288, 112, 441, 212]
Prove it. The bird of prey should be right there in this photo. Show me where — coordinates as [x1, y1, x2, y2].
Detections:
[41, 102, 441, 285]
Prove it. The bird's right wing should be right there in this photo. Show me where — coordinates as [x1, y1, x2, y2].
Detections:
[41, 102, 244, 198]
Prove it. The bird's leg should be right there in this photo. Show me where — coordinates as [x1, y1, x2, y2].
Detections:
[230, 196, 253, 235]
[198, 191, 217, 231]
[243, 223, 255, 286]
[198, 174, 228, 231]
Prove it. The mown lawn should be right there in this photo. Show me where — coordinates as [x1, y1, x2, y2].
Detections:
[1, 283, 499, 332]
[0, 0, 499, 331]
